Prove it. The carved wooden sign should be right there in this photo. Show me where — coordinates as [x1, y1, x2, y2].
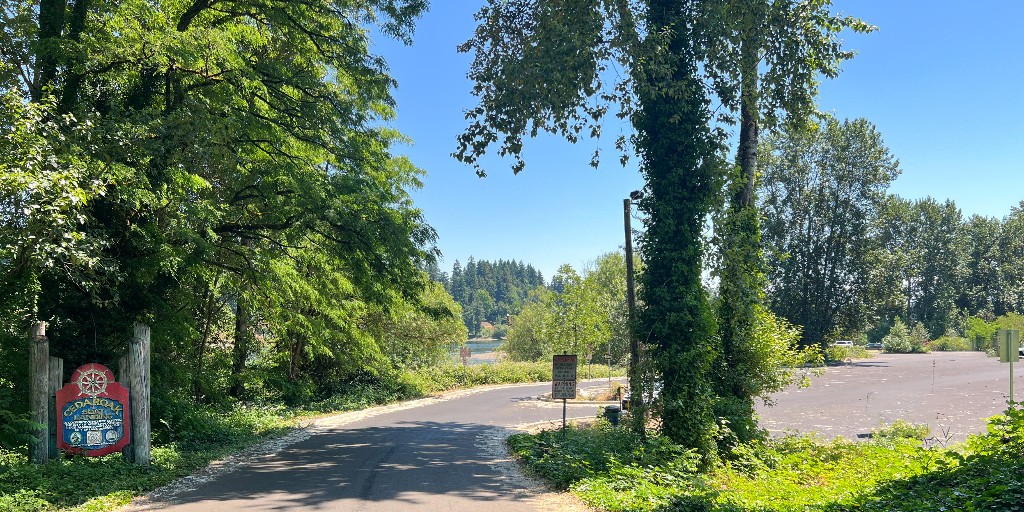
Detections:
[56, 363, 131, 456]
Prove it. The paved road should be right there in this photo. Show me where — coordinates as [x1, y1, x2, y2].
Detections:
[757, 351, 1020, 443]
[129, 381, 615, 512]
[129, 352, 1018, 511]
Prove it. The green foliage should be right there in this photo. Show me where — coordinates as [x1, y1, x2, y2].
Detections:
[503, 289, 556, 362]
[966, 316, 999, 350]
[507, 425, 697, 491]
[491, 322, 509, 339]
[397, 361, 554, 395]
[871, 419, 930, 442]
[928, 336, 972, 352]
[1, 0, 437, 416]
[548, 264, 610, 362]
[712, 178, 766, 446]
[365, 278, 468, 370]
[994, 312, 1024, 331]
[715, 304, 822, 443]
[586, 252, 633, 366]
[151, 401, 293, 451]
[510, 409, 1024, 512]
[824, 345, 871, 363]
[503, 253, 632, 365]
[510, 422, 955, 512]
[759, 117, 901, 346]
[866, 197, 969, 340]
[999, 205, 1024, 316]
[0, 378, 32, 450]
[835, 407, 1024, 512]
[632, 2, 724, 457]
[882, 318, 929, 354]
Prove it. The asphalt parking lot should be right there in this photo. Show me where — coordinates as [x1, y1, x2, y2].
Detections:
[755, 351, 1021, 443]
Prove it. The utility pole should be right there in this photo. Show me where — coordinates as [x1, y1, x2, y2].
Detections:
[624, 194, 643, 434]
[624, 199, 638, 373]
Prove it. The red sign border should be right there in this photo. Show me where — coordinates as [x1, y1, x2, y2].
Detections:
[56, 363, 132, 457]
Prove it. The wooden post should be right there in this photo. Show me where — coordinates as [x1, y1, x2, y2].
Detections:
[47, 356, 63, 460]
[28, 322, 48, 464]
[118, 354, 129, 386]
[129, 323, 151, 466]
[118, 353, 134, 463]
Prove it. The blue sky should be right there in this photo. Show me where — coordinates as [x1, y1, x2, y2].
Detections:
[374, 1, 1024, 280]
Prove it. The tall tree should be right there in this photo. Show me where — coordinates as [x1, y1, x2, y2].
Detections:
[998, 203, 1024, 315]
[759, 117, 899, 345]
[909, 198, 964, 337]
[959, 215, 1001, 318]
[865, 195, 917, 336]
[548, 264, 608, 371]
[696, 4, 871, 440]
[630, 1, 723, 453]
[455, 0, 869, 454]
[584, 252, 631, 365]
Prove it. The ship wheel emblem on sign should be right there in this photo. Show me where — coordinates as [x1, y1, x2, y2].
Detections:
[74, 366, 109, 396]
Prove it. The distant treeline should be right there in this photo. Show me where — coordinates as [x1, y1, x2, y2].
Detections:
[428, 258, 545, 335]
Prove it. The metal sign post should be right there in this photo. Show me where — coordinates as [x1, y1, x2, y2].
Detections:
[997, 329, 1020, 403]
[552, 354, 578, 431]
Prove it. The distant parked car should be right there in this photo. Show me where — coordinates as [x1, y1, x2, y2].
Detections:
[865, 342, 882, 350]
[834, 340, 854, 347]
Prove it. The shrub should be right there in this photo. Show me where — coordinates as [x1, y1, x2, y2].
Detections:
[928, 336, 971, 351]
[824, 345, 870, 363]
[507, 424, 697, 490]
[882, 318, 928, 353]
[0, 378, 32, 450]
[872, 419, 930, 442]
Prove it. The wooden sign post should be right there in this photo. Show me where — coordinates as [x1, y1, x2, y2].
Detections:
[129, 323, 151, 466]
[27, 322, 152, 465]
[28, 322, 48, 464]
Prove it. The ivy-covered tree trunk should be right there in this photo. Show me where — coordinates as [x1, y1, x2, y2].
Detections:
[633, 0, 722, 457]
[712, 33, 766, 444]
[713, 187, 764, 444]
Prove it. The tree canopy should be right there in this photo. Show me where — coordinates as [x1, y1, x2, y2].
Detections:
[759, 116, 901, 345]
[1, 0, 446, 414]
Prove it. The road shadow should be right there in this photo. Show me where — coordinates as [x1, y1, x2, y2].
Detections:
[144, 421, 535, 510]
[839, 360, 891, 368]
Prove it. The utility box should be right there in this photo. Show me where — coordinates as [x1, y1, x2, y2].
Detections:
[604, 405, 621, 426]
